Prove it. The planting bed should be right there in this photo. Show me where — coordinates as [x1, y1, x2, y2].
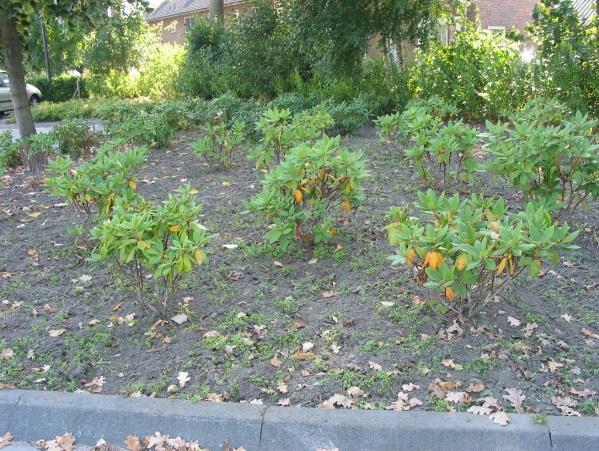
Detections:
[0, 125, 597, 417]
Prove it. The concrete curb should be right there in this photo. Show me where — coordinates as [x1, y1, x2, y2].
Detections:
[1, 389, 598, 450]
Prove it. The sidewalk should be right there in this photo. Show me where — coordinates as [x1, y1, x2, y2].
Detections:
[1, 389, 598, 450]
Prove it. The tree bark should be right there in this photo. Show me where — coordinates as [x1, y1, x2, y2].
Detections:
[0, 9, 37, 149]
[209, 0, 224, 22]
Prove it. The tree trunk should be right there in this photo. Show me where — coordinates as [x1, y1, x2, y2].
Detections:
[0, 10, 37, 159]
[209, 0, 224, 22]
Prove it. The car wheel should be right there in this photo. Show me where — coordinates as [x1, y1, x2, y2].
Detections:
[29, 95, 40, 106]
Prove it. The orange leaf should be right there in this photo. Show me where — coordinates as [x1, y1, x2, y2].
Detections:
[169, 224, 181, 233]
[444, 287, 456, 301]
[405, 248, 417, 265]
[455, 253, 468, 271]
[424, 251, 443, 269]
[497, 257, 508, 274]
[293, 189, 303, 205]
[341, 200, 352, 212]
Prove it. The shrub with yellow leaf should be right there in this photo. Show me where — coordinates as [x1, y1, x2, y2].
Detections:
[385, 189, 578, 319]
[250, 135, 369, 252]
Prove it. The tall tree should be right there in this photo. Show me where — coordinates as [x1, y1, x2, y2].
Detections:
[282, 0, 461, 75]
[210, 0, 224, 22]
[0, 0, 145, 169]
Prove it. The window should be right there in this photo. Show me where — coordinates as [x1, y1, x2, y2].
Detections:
[488, 26, 506, 34]
[165, 20, 177, 33]
[184, 17, 194, 33]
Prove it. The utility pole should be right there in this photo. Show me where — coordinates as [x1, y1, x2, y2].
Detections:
[39, 15, 52, 79]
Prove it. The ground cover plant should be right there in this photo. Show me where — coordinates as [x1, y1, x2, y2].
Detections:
[1, 113, 597, 422]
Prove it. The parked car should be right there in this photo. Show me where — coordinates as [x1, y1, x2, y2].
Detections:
[0, 70, 42, 113]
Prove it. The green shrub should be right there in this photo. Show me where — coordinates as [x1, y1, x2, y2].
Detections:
[405, 120, 479, 188]
[0, 131, 22, 169]
[410, 26, 531, 120]
[250, 135, 369, 251]
[529, 0, 598, 116]
[507, 97, 571, 127]
[320, 98, 370, 136]
[27, 74, 88, 103]
[26, 133, 56, 178]
[110, 112, 174, 148]
[53, 119, 96, 158]
[484, 111, 598, 218]
[46, 145, 148, 218]
[91, 185, 209, 311]
[191, 120, 245, 169]
[386, 189, 578, 319]
[249, 107, 333, 168]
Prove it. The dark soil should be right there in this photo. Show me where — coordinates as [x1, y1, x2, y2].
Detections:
[1, 125, 598, 416]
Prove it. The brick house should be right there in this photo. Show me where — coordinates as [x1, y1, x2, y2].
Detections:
[146, 0, 250, 44]
[148, 0, 596, 46]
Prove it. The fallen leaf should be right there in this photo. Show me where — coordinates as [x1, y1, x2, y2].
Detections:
[84, 376, 105, 394]
[170, 313, 188, 325]
[368, 360, 382, 371]
[346, 386, 365, 398]
[28, 211, 42, 218]
[222, 244, 238, 250]
[569, 387, 596, 398]
[442, 359, 463, 370]
[507, 316, 521, 327]
[331, 344, 341, 354]
[468, 405, 492, 416]
[582, 328, 599, 340]
[291, 351, 317, 361]
[402, 383, 419, 392]
[0, 348, 13, 359]
[490, 411, 510, 426]
[0, 432, 13, 449]
[503, 388, 525, 409]
[321, 291, 338, 298]
[302, 342, 314, 352]
[270, 355, 282, 367]
[445, 391, 468, 404]
[124, 435, 143, 451]
[465, 383, 485, 393]
[561, 313, 574, 322]
[380, 301, 395, 307]
[177, 371, 190, 388]
[321, 393, 354, 409]
[548, 360, 564, 373]
[276, 382, 289, 394]
[206, 392, 225, 402]
[277, 398, 291, 406]
[48, 328, 66, 337]
[274, 261, 284, 268]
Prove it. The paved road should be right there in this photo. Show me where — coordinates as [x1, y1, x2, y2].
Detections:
[0, 121, 104, 139]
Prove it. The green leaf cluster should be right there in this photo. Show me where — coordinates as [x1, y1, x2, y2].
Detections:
[191, 120, 245, 169]
[250, 135, 369, 252]
[386, 189, 579, 318]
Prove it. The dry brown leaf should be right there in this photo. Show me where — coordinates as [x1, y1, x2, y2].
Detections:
[291, 351, 317, 361]
[346, 386, 365, 398]
[582, 328, 599, 340]
[84, 376, 105, 394]
[0, 348, 13, 359]
[507, 316, 521, 327]
[490, 411, 510, 426]
[48, 328, 66, 337]
[270, 355, 282, 367]
[277, 398, 291, 406]
[468, 405, 492, 416]
[321, 394, 354, 409]
[503, 388, 525, 409]
[368, 360, 382, 371]
[0, 383, 15, 390]
[548, 360, 564, 373]
[445, 391, 469, 404]
[124, 435, 143, 451]
[276, 382, 289, 394]
[441, 359, 463, 370]
[170, 313, 188, 325]
[465, 383, 485, 393]
[569, 387, 597, 398]
[302, 342, 314, 352]
[0, 432, 13, 449]
[402, 383, 419, 392]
